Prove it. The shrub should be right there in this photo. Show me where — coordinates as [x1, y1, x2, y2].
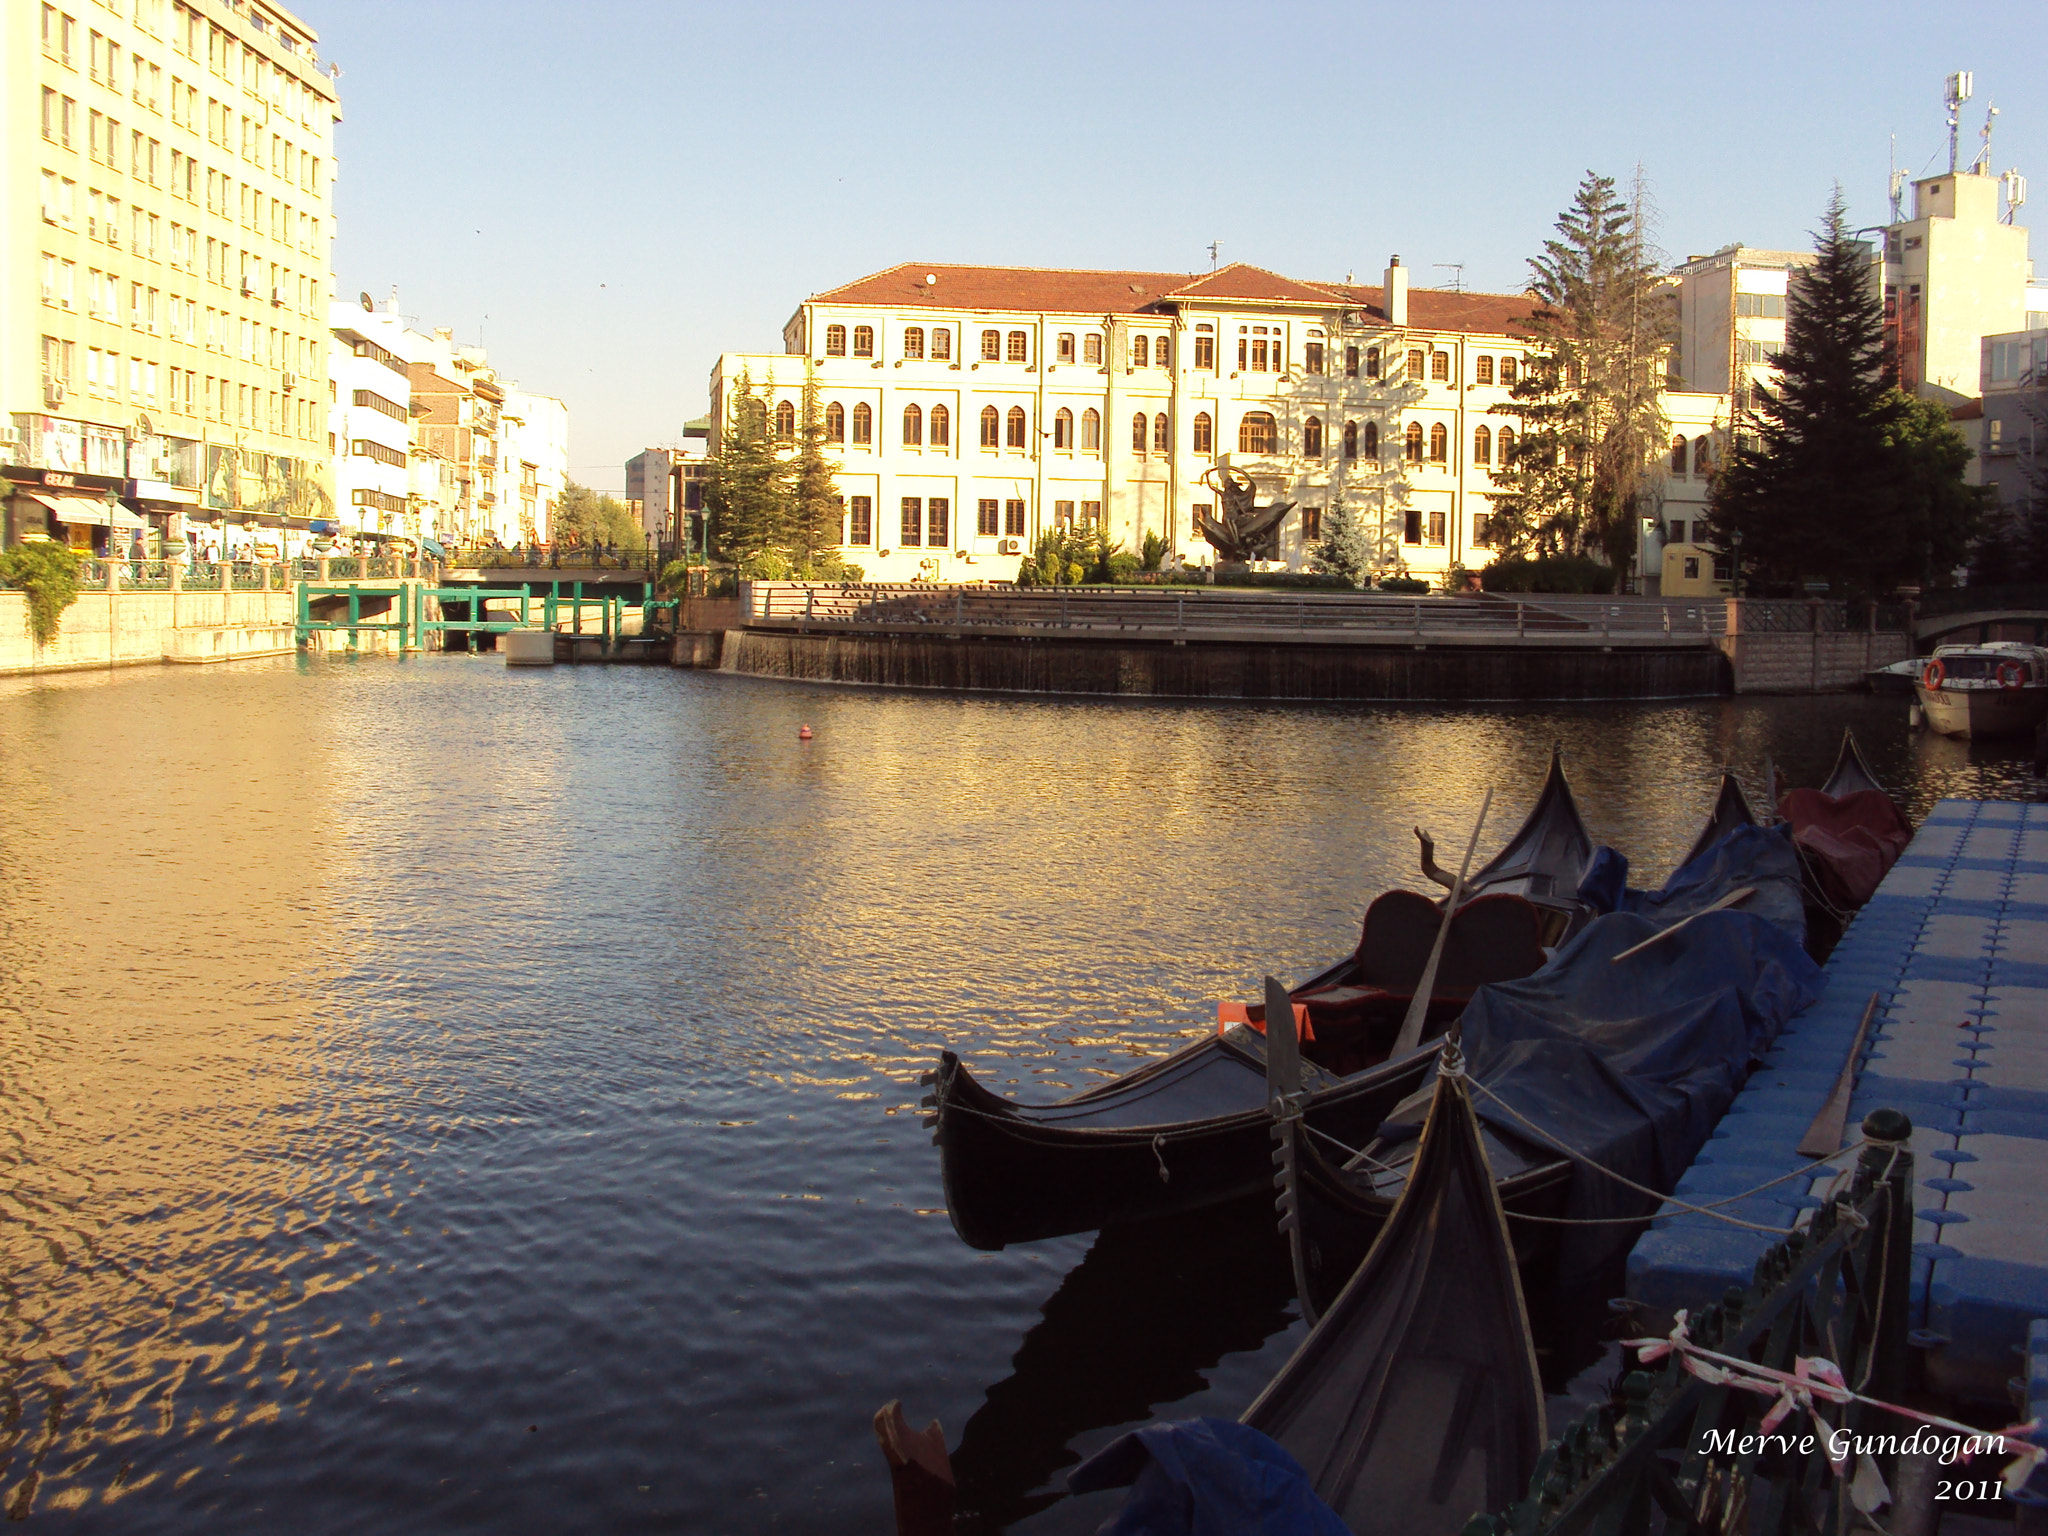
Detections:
[1139, 531, 1169, 572]
[1478, 554, 1617, 595]
[1105, 551, 1142, 583]
[1375, 576, 1429, 594]
[1212, 567, 1356, 590]
[0, 541, 82, 646]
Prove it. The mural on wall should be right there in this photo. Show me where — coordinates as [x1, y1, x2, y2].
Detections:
[204, 448, 334, 517]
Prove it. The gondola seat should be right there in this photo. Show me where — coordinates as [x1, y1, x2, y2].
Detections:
[1289, 891, 1548, 1034]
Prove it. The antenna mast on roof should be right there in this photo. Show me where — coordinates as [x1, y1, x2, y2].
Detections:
[1973, 103, 1999, 175]
[1433, 263, 1465, 293]
[1945, 71, 1973, 173]
[1888, 135, 1904, 223]
[1207, 241, 1220, 272]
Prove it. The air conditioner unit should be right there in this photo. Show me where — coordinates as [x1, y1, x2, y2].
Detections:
[998, 537, 1020, 555]
[44, 381, 66, 408]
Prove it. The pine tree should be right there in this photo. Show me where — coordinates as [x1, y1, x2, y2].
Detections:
[702, 369, 789, 564]
[1707, 190, 1982, 594]
[1487, 171, 1671, 568]
[1309, 503, 1376, 588]
[786, 364, 843, 576]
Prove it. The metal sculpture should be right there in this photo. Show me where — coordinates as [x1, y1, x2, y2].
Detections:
[1195, 466, 1294, 563]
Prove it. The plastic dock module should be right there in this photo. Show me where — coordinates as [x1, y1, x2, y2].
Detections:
[1626, 800, 2048, 1406]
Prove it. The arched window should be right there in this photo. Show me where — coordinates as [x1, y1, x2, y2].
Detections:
[1304, 416, 1324, 457]
[1407, 348, 1424, 378]
[931, 328, 951, 361]
[981, 329, 1001, 361]
[929, 403, 949, 447]
[1006, 406, 1026, 448]
[1155, 336, 1171, 368]
[825, 324, 847, 357]
[739, 397, 768, 439]
[1473, 425, 1491, 465]
[1431, 352, 1450, 382]
[852, 325, 874, 358]
[902, 403, 922, 446]
[1497, 427, 1514, 463]
[1193, 411, 1213, 454]
[1238, 412, 1277, 454]
[1054, 408, 1073, 449]
[980, 406, 999, 447]
[824, 402, 845, 443]
[1132, 412, 1148, 451]
[1404, 422, 1425, 463]
[1362, 421, 1380, 461]
[1153, 412, 1169, 452]
[1692, 436, 1712, 476]
[1474, 355, 1494, 386]
[1132, 335, 1149, 368]
[1081, 408, 1101, 451]
[1670, 434, 1688, 473]
[1365, 346, 1381, 378]
[903, 326, 924, 360]
[1342, 421, 1357, 461]
[774, 399, 796, 440]
[1429, 422, 1448, 461]
[852, 402, 872, 445]
[1498, 356, 1518, 385]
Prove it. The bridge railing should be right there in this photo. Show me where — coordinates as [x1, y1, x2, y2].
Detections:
[449, 542, 661, 574]
[1916, 582, 2048, 617]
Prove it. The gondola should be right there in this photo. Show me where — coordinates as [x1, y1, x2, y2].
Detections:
[926, 754, 1596, 1251]
[1273, 902, 1826, 1318]
[1776, 728, 1910, 912]
[1067, 1041, 1547, 1536]
[1680, 767, 1762, 869]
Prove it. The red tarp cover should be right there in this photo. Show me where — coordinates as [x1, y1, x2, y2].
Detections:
[1777, 787, 1911, 909]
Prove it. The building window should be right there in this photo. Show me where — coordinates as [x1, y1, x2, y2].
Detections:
[981, 329, 1001, 361]
[1239, 412, 1277, 454]
[1132, 412, 1148, 452]
[1251, 338, 1268, 372]
[1474, 355, 1494, 386]
[1054, 499, 1076, 530]
[977, 499, 999, 536]
[1669, 519, 1688, 545]
[1007, 330, 1027, 363]
[929, 498, 949, 546]
[1362, 421, 1380, 461]
[1343, 345, 1359, 378]
[902, 403, 922, 446]
[1004, 499, 1025, 536]
[1305, 342, 1325, 375]
[1428, 423, 1448, 462]
[903, 326, 924, 360]
[1301, 506, 1322, 543]
[1404, 422, 1424, 463]
[980, 406, 1000, 447]
[1081, 409, 1101, 451]
[1304, 417, 1324, 457]
[852, 325, 874, 358]
[824, 402, 845, 442]
[1132, 335, 1149, 368]
[1157, 336, 1171, 368]
[1054, 408, 1073, 449]
[1406, 348, 1424, 378]
[1670, 433, 1687, 474]
[1491, 357, 1513, 387]
[1195, 329, 1214, 370]
[775, 400, 796, 440]
[1006, 407, 1026, 448]
[1193, 412, 1213, 454]
[1735, 292, 1787, 318]
[1427, 511, 1446, 546]
[1473, 425, 1491, 466]
[900, 497, 923, 547]
[848, 495, 872, 545]
[825, 324, 846, 357]
[1498, 427, 1514, 463]
[1472, 514, 1492, 548]
[931, 328, 952, 361]
[1057, 332, 1075, 362]
[1342, 421, 1357, 461]
[1431, 352, 1450, 382]
[852, 402, 872, 445]
[1080, 500, 1101, 526]
[1692, 436, 1712, 476]
[1153, 413, 1169, 452]
[1366, 346, 1382, 379]
[1404, 508, 1423, 545]
[930, 404, 950, 447]
[1084, 333, 1102, 365]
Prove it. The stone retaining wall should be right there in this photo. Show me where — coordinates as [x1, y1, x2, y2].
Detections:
[1717, 630, 1910, 693]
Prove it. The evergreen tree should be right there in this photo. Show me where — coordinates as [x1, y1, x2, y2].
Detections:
[1708, 190, 1983, 594]
[1309, 503, 1376, 588]
[1487, 171, 1671, 568]
[702, 369, 789, 563]
[786, 364, 843, 575]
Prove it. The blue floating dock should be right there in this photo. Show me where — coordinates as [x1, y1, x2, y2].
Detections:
[1627, 798, 2048, 1405]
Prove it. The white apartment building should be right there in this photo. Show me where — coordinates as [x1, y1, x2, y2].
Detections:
[499, 388, 566, 545]
[1671, 246, 1817, 411]
[327, 300, 414, 545]
[1883, 170, 2032, 406]
[6, 0, 338, 554]
[710, 260, 1545, 586]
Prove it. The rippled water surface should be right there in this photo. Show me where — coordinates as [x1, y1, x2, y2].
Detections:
[0, 657, 2038, 1532]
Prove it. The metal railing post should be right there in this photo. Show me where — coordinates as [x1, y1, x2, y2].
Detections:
[1060, 589, 1069, 628]
[954, 587, 963, 625]
[1413, 601, 1422, 637]
[1176, 592, 1185, 631]
[1516, 601, 1525, 637]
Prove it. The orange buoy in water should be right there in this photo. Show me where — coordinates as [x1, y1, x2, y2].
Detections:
[798, 725, 813, 740]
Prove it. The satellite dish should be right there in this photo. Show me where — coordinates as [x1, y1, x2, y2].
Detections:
[360, 291, 374, 312]
[924, 272, 938, 285]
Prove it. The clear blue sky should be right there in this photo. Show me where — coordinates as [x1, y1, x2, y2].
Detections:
[319, 1, 2044, 495]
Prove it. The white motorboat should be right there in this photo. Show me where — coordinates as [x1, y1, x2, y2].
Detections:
[1911, 642, 2048, 739]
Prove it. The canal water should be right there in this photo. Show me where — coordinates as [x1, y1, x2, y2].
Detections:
[0, 657, 2038, 1533]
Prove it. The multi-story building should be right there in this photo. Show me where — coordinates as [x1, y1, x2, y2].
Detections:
[500, 388, 566, 545]
[407, 329, 512, 547]
[326, 299, 414, 546]
[1671, 246, 1818, 411]
[1980, 329, 2047, 522]
[6, 0, 338, 556]
[625, 444, 707, 546]
[710, 260, 1543, 585]
[1882, 170, 2032, 406]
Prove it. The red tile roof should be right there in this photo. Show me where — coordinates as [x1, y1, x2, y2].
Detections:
[808, 261, 1540, 336]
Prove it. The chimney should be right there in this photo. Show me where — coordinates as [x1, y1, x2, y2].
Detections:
[1384, 255, 1408, 326]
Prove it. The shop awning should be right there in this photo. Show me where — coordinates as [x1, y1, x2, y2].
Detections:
[26, 492, 143, 530]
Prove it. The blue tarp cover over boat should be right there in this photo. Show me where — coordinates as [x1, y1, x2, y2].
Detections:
[1575, 822, 1808, 948]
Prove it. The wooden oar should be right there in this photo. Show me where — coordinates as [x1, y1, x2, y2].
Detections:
[1607, 886, 1758, 963]
[1263, 974, 1303, 1113]
[1392, 788, 1494, 1058]
[1796, 992, 1883, 1158]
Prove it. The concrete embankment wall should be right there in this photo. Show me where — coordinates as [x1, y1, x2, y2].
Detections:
[719, 629, 1732, 702]
[0, 588, 406, 676]
[1717, 630, 1910, 694]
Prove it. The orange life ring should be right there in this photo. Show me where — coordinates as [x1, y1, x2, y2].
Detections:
[1921, 659, 1945, 691]
[1997, 660, 2028, 690]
